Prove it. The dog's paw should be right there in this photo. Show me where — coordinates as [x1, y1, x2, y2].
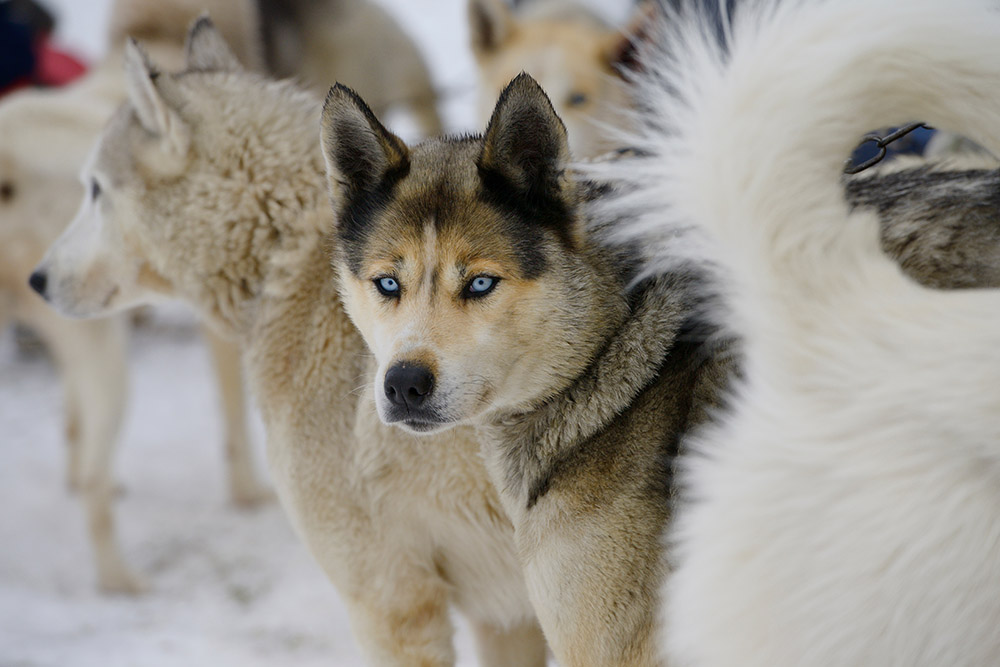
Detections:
[65, 472, 82, 494]
[98, 568, 148, 596]
[230, 482, 275, 509]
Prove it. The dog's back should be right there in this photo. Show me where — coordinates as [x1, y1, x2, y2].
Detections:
[109, 0, 262, 69]
[257, 0, 442, 136]
[594, 0, 1000, 664]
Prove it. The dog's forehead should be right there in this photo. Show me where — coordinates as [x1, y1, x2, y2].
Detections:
[398, 138, 482, 209]
[341, 137, 551, 278]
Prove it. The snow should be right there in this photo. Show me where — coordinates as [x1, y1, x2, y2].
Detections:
[0, 308, 380, 665]
[1, 0, 627, 663]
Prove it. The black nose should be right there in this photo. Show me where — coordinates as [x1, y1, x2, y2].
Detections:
[28, 270, 47, 298]
[384, 363, 435, 409]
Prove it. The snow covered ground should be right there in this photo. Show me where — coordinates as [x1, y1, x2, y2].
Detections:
[0, 309, 378, 666]
[0, 0, 629, 664]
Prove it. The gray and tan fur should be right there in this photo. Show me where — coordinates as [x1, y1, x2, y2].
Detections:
[0, 0, 267, 594]
[34, 21, 545, 665]
[846, 154, 1000, 289]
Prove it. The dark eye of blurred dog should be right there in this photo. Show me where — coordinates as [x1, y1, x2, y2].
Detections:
[90, 179, 101, 200]
[0, 181, 14, 203]
[567, 92, 589, 107]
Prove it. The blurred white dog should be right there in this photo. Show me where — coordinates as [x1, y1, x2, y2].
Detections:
[599, 0, 1000, 663]
[0, 0, 269, 593]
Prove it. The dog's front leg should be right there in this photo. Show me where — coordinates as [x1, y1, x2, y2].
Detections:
[487, 426, 670, 667]
[266, 441, 456, 666]
[200, 325, 273, 507]
[340, 565, 456, 667]
[513, 492, 667, 667]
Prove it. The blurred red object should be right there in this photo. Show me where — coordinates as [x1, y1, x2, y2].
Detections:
[0, 37, 88, 98]
[35, 37, 87, 85]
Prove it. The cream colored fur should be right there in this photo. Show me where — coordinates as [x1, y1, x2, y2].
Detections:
[36, 24, 544, 665]
[598, 0, 1000, 663]
[0, 0, 269, 593]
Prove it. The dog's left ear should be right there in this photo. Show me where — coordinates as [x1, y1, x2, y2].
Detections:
[603, 1, 657, 73]
[478, 72, 571, 207]
[321, 83, 410, 203]
[185, 14, 243, 72]
[124, 39, 190, 160]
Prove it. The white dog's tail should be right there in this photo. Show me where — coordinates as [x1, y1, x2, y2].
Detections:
[591, 0, 1000, 318]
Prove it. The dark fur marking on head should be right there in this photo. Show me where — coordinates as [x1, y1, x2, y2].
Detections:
[323, 83, 412, 274]
[845, 165, 1000, 289]
[336, 166, 410, 275]
[476, 171, 572, 277]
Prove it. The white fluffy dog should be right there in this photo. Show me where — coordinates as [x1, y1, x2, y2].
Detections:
[595, 0, 1000, 664]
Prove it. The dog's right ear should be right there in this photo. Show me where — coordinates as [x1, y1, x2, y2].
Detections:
[468, 0, 514, 57]
[478, 72, 570, 201]
[321, 83, 410, 202]
[185, 14, 243, 72]
[124, 39, 189, 158]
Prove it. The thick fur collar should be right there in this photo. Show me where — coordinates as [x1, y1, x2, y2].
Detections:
[483, 271, 699, 505]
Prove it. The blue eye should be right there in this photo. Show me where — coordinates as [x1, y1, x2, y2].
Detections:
[375, 276, 400, 296]
[464, 275, 498, 298]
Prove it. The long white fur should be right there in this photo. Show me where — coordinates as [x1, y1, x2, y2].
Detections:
[591, 0, 1000, 664]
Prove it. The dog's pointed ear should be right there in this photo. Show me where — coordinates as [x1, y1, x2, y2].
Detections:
[124, 39, 189, 156]
[185, 14, 243, 72]
[468, 0, 514, 57]
[603, 1, 657, 73]
[478, 72, 570, 202]
[321, 83, 410, 201]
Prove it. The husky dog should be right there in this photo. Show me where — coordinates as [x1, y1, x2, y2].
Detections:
[591, 0, 1000, 664]
[1, 0, 268, 594]
[33, 20, 545, 665]
[468, 0, 652, 158]
[322, 68, 731, 665]
[324, 38, 1000, 667]
[258, 0, 443, 137]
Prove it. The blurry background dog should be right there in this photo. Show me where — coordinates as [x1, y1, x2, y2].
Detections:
[259, 0, 443, 136]
[0, 0, 270, 595]
[468, 0, 652, 158]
